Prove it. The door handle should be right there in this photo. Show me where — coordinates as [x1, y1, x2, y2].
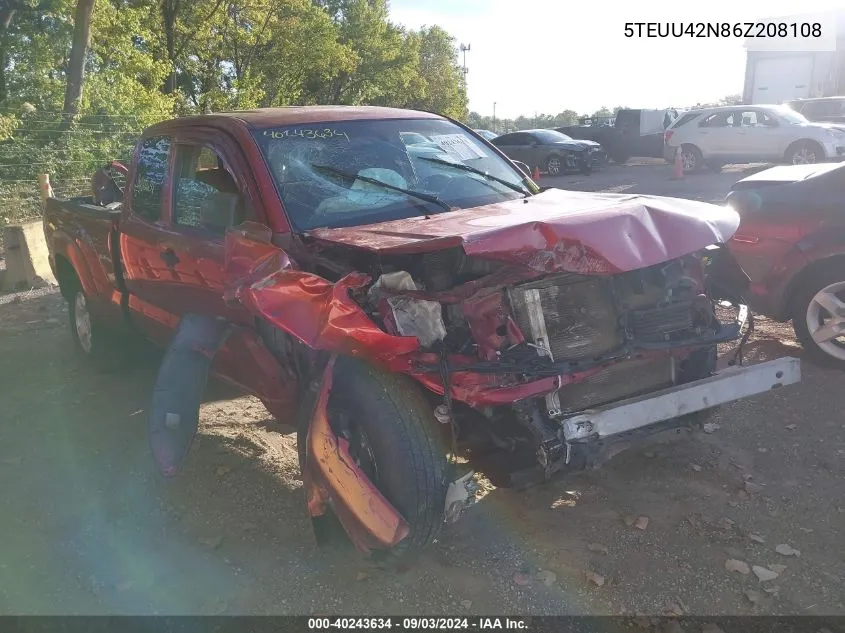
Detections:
[160, 247, 179, 267]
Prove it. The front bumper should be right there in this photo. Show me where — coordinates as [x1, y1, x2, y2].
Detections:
[561, 356, 800, 442]
[822, 141, 845, 161]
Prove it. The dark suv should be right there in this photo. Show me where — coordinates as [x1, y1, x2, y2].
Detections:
[787, 97, 845, 127]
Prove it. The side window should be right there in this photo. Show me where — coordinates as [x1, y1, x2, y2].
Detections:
[700, 112, 730, 128]
[494, 134, 516, 146]
[131, 136, 171, 221]
[756, 110, 777, 126]
[171, 144, 250, 236]
[670, 112, 700, 128]
[739, 111, 758, 126]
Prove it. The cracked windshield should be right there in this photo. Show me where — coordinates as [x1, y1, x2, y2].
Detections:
[254, 119, 531, 229]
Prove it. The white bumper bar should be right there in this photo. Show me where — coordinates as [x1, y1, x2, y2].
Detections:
[561, 357, 801, 441]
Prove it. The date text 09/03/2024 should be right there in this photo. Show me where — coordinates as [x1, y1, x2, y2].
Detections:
[624, 22, 822, 38]
[307, 618, 529, 630]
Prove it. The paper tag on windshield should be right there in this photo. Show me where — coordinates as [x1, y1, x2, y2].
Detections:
[429, 134, 486, 161]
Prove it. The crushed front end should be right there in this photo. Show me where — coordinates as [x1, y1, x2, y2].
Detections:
[359, 246, 764, 488]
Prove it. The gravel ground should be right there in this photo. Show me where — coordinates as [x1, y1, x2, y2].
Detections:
[0, 162, 843, 617]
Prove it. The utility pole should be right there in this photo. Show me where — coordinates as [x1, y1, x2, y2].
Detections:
[493, 102, 497, 133]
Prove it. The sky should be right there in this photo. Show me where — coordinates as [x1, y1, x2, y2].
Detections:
[389, 0, 844, 119]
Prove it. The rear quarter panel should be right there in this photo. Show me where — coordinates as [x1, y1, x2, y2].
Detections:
[43, 197, 122, 321]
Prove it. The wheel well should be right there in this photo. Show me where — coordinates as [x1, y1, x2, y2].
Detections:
[782, 254, 845, 317]
[784, 138, 823, 159]
[54, 255, 80, 300]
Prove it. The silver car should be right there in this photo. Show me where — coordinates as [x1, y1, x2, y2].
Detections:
[663, 104, 845, 173]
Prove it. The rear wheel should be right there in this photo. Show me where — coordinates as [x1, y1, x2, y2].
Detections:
[297, 356, 449, 566]
[63, 268, 145, 370]
[545, 155, 563, 176]
[67, 284, 120, 369]
[792, 268, 845, 369]
[681, 145, 703, 173]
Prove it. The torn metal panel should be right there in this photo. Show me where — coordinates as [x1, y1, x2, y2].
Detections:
[304, 357, 411, 552]
[223, 226, 421, 369]
[462, 291, 525, 361]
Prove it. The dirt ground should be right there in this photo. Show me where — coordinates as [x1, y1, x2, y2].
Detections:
[1, 162, 843, 616]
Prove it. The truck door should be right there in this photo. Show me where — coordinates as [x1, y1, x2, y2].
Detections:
[154, 135, 298, 408]
[120, 135, 181, 344]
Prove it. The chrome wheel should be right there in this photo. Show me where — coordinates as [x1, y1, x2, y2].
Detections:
[791, 147, 818, 164]
[805, 281, 845, 362]
[74, 291, 93, 354]
[681, 150, 697, 172]
[546, 157, 561, 176]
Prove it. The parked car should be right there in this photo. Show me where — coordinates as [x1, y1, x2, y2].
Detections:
[43, 106, 799, 566]
[558, 108, 681, 163]
[492, 129, 603, 175]
[474, 129, 498, 141]
[725, 161, 845, 368]
[664, 104, 845, 173]
[786, 96, 845, 129]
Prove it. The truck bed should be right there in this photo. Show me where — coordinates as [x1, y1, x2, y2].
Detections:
[43, 196, 124, 315]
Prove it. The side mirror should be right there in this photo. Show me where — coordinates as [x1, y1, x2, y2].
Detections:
[512, 160, 531, 177]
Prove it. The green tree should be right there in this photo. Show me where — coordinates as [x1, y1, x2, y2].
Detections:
[402, 25, 466, 119]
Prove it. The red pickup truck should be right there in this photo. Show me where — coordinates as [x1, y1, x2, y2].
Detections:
[43, 106, 800, 566]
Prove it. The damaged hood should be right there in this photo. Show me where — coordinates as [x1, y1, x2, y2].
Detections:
[307, 188, 740, 274]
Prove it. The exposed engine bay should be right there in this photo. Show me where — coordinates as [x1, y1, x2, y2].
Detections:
[295, 240, 746, 488]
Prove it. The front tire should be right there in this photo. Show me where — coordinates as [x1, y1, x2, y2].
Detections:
[792, 268, 845, 369]
[786, 140, 824, 165]
[297, 356, 449, 566]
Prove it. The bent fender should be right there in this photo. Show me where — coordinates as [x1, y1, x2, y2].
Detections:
[148, 314, 232, 477]
[303, 356, 411, 552]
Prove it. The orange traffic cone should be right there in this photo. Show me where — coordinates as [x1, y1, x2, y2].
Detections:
[670, 146, 684, 180]
[532, 165, 541, 181]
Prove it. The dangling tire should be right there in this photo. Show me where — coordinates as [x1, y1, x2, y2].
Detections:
[297, 356, 449, 566]
[791, 267, 845, 370]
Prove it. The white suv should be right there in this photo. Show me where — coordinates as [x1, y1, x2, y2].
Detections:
[663, 104, 845, 173]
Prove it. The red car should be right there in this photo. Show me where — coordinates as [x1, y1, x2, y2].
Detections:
[726, 162, 845, 368]
[43, 106, 799, 565]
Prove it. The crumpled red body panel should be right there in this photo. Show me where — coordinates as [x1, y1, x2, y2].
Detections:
[224, 224, 420, 369]
[304, 357, 411, 552]
[307, 188, 740, 274]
